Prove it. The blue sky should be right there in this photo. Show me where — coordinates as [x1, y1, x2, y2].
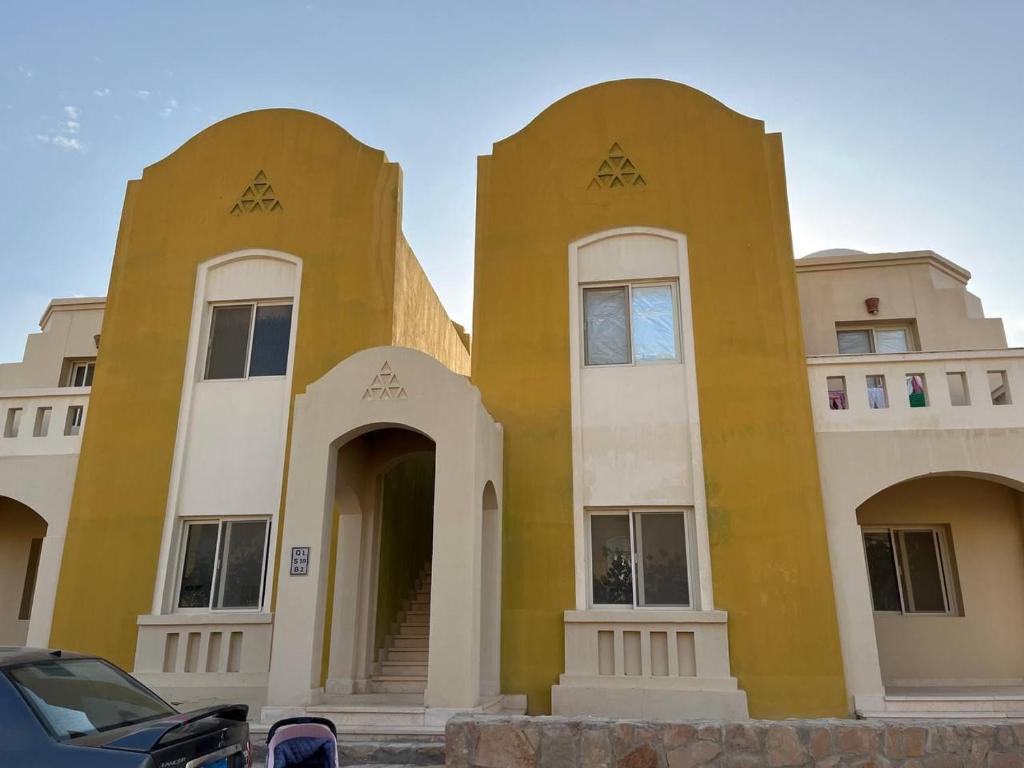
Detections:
[1, 1, 1022, 362]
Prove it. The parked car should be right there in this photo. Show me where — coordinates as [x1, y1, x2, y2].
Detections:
[0, 647, 252, 767]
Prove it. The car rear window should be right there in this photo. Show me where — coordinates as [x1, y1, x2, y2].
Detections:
[5, 657, 176, 740]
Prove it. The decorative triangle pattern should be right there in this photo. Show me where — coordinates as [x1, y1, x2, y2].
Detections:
[588, 143, 647, 189]
[361, 361, 408, 401]
[230, 170, 283, 215]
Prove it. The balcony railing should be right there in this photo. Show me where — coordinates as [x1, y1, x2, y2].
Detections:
[0, 388, 90, 456]
[807, 349, 1024, 432]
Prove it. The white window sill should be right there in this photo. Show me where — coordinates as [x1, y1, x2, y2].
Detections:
[137, 612, 273, 626]
[566, 608, 728, 624]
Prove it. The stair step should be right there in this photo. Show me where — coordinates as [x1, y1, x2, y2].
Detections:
[384, 649, 428, 663]
[368, 677, 428, 694]
[397, 625, 429, 637]
[378, 661, 428, 677]
[389, 636, 428, 650]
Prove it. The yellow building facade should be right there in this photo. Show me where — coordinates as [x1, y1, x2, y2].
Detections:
[3, 79, 1023, 726]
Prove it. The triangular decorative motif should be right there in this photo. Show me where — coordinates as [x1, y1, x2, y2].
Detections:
[361, 361, 408, 401]
[229, 170, 283, 215]
[587, 143, 647, 190]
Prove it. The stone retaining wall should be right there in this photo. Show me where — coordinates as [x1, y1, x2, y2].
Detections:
[445, 716, 1024, 768]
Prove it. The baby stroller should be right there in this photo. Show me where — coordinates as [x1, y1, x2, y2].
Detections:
[266, 716, 339, 768]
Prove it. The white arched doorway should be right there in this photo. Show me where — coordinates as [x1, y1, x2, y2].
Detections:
[0, 496, 47, 645]
[266, 346, 503, 719]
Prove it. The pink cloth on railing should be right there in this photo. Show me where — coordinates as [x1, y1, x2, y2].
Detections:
[828, 390, 848, 410]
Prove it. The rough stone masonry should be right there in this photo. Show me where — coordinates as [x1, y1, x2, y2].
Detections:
[445, 716, 1024, 768]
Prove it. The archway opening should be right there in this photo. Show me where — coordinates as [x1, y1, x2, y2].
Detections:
[0, 496, 47, 646]
[857, 474, 1024, 693]
[324, 427, 436, 700]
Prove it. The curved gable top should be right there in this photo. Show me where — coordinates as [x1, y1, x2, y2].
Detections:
[144, 108, 388, 174]
[491, 78, 766, 150]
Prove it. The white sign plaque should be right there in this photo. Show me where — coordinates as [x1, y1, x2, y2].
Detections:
[290, 546, 310, 576]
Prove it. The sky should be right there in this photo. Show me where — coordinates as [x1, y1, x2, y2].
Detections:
[1, 1, 1022, 362]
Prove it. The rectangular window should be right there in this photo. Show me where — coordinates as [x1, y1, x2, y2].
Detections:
[4, 407, 23, 438]
[583, 283, 679, 366]
[64, 405, 84, 436]
[176, 519, 270, 611]
[204, 302, 293, 380]
[837, 330, 872, 355]
[589, 509, 691, 608]
[863, 527, 956, 614]
[826, 376, 848, 410]
[18, 538, 43, 621]
[988, 370, 1011, 405]
[836, 324, 916, 355]
[906, 374, 928, 407]
[68, 361, 95, 387]
[866, 375, 888, 409]
[947, 372, 970, 406]
[33, 407, 52, 437]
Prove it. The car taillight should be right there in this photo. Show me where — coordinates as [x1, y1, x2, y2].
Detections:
[244, 738, 253, 767]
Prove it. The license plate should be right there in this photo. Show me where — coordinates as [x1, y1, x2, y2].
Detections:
[205, 760, 228, 768]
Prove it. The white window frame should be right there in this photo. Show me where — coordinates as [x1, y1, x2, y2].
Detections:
[67, 360, 96, 388]
[836, 323, 918, 354]
[862, 525, 957, 616]
[64, 405, 84, 436]
[173, 517, 272, 613]
[3, 407, 22, 438]
[581, 280, 682, 367]
[202, 299, 293, 382]
[586, 507, 696, 609]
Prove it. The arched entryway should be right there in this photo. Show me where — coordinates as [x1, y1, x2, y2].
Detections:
[266, 347, 504, 718]
[322, 427, 436, 697]
[857, 474, 1024, 694]
[0, 496, 47, 645]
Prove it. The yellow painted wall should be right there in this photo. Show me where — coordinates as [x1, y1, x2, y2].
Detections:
[472, 79, 847, 716]
[49, 109, 442, 668]
[393, 234, 471, 375]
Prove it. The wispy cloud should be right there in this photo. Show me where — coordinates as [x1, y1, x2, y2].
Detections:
[36, 105, 85, 152]
[16, 65, 33, 79]
[159, 97, 179, 118]
[92, 87, 111, 97]
[135, 89, 151, 99]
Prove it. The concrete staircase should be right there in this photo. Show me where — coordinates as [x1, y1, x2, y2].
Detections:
[858, 686, 1024, 719]
[368, 562, 432, 694]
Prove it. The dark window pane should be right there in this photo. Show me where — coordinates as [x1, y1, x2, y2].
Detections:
[18, 538, 43, 620]
[864, 531, 901, 611]
[213, 520, 268, 609]
[901, 530, 946, 612]
[84, 364, 94, 387]
[205, 305, 252, 380]
[177, 523, 218, 608]
[637, 513, 689, 606]
[249, 304, 293, 377]
[591, 514, 633, 604]
[584, 287, 630, 365]
[9, 658, 174, 739]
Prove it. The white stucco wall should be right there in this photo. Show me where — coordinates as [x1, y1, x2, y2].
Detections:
[796, 251, 1006, 356]
[0, 453, 79, 647]
[859, 476, 1024, 686]
[0, 299, 105, 389]
[150, 251, 300, 614]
